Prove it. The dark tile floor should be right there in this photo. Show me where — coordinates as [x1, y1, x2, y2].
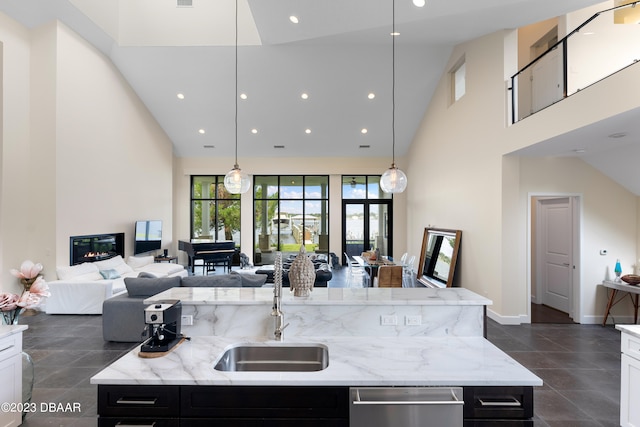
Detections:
[15, 267, 623, 426]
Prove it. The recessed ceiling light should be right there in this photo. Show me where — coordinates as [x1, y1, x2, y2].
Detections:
[361, 128, 368, 134]
[198, 129, 205, 134]
[240, 93, 248, 100]
[251, 129, 258, 134]
[413, 0, 426, 7]
[289, 15, 299, 24]
[301, 93, 309, 100]
[573, 148, 586, 154]
[177, 93, 185, 100]
[391, 32, 400, 36]
[368, 93, 375, 100]
[305, 128, 311, 134]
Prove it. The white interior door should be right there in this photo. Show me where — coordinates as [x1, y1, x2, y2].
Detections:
[539, 197, 573, 313]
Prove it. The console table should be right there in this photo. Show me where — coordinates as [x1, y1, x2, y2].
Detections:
[601, 280, 640, 326]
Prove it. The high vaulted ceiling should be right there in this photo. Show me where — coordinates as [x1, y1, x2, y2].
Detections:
[6, 0, 639, 197]
[0, 0, 604, 155]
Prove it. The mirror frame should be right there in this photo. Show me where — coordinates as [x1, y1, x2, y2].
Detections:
[417, 227, 462, 288]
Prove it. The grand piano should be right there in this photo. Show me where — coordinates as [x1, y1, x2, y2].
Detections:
[178, 240, 237, 274]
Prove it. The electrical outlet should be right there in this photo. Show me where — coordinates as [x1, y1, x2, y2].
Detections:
[181, 315, 193, 326]
[406, 315, 422, 326]
[380, 315, 398, 326]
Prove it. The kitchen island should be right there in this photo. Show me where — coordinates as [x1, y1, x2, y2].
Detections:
[92, 287, 541, 426]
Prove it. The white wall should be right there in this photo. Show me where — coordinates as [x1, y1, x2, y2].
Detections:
[54, 22, 175, 268]
[0, 13, 34, 293]
[519, 157, 637, 322]
[0, 15, 175, 283]
[406, 23, 640, 323]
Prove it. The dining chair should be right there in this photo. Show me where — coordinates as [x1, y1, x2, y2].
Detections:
[345, 253, 370, 288]
[402, 255, 416, 287]
[376, 265, 403, 288]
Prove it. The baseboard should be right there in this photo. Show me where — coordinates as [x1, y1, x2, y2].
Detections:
[487, 308, 529, 325]
[585, 313, 635, 326]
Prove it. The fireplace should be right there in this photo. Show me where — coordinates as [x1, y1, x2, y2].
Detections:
[70, 233, 125, 265]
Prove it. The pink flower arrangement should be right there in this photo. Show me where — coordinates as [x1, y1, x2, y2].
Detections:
[1, 260, 50, 325]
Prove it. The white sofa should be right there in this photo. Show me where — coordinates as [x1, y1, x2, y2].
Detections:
[46, 255, 188, 314]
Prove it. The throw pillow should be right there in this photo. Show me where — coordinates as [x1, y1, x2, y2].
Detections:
[99, 269, 121, 280]
[124, 276, 181, 297]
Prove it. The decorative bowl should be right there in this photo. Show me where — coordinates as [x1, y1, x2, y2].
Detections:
[621, 274, 640, 285]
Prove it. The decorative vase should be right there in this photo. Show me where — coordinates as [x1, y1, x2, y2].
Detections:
[288, 246, 315, 297]
[21, 351, 34, 420]
[1, 308, 21, 325]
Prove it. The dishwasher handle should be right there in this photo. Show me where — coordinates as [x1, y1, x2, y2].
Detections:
[352, 387, 464, 406]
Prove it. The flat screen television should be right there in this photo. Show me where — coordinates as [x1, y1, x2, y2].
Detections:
[134, 220, 162, 255]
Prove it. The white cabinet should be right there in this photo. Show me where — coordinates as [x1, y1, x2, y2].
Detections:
[0, 328, 24, 427]
[620, 327, 640, 427]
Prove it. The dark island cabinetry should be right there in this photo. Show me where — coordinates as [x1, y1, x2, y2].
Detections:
[98, 384, 532, 426]
[98, 385, 349, 427]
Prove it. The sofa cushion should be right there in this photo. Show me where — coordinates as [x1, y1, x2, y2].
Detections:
[56, 262, 103, 281]
[181, 275, 242, 287]
[232, 272, 268, 287]
[137, 262, 184, 276]
[124, 276, 181, 297]
[95, 255, 135, 276]
[127, 255, 155, 269]
[99, 269, 121, 280]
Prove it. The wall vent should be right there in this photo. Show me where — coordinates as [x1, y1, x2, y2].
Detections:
[274, 145, 285, 149]
[177, 0, 193, 7]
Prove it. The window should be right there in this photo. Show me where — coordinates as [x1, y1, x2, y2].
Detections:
[451, 57, 466, 103]
[190, 176, 240, 246]
[253, 176, 329, 265]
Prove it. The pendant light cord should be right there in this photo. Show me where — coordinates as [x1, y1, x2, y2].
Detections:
[234, 0, 239, 167]
[391, 0, 396, 166]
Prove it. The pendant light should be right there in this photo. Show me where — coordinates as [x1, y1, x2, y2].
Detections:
[380, 0, 408, 194]
[224, 0, 250, 194]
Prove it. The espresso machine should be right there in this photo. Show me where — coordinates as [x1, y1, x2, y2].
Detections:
[140, 300, 183, 354]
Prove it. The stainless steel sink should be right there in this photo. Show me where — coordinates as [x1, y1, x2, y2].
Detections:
[214, 343, 329, 372]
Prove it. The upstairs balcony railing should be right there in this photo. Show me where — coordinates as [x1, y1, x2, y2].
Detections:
[511, 1, 640, 123]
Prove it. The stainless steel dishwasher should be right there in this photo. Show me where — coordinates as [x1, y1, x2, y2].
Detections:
[350, 387, 464, 427]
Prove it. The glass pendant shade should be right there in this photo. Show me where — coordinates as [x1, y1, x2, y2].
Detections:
[380, 164, 407, 193]
[224, 164, 250, 194]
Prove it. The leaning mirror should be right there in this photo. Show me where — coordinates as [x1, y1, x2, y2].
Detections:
[417, 228, 462, 288]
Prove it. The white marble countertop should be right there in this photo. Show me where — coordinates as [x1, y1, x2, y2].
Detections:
[0, 325, 28, 339]
[90, 335, 541, 387]
[145, 287, 492, 307]
[616, 324, 640, 337]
